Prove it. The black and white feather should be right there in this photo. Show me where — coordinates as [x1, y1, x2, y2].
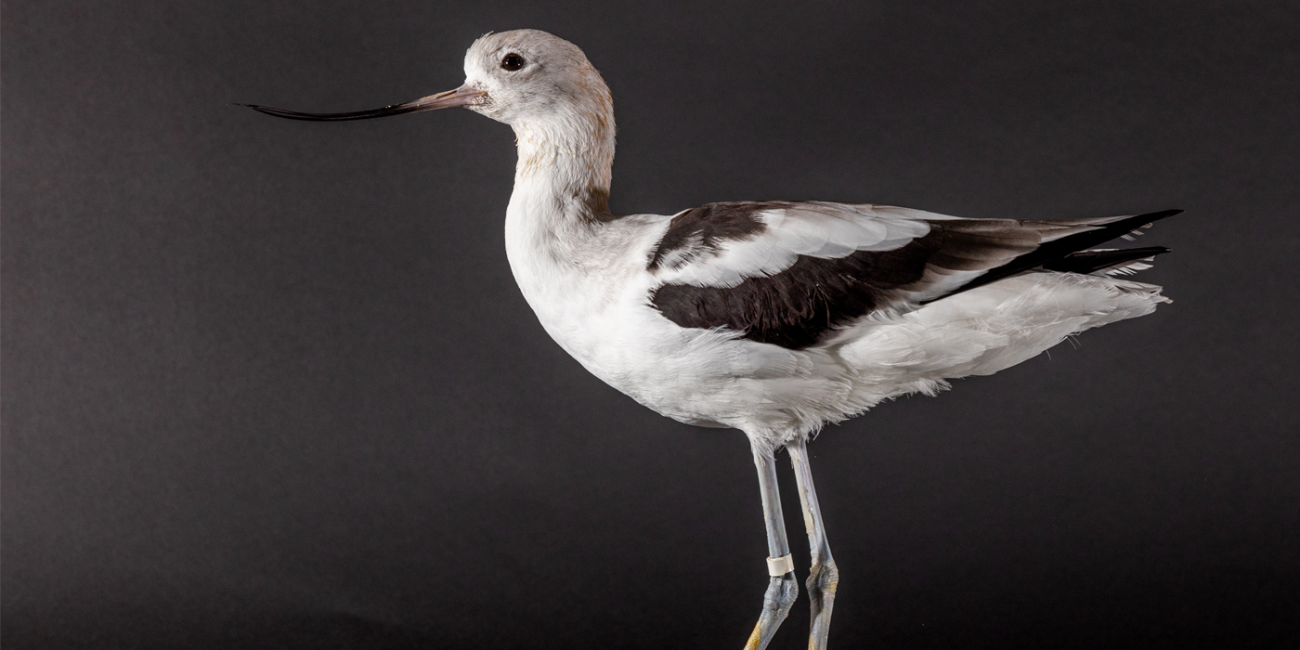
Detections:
[432, 29, 1187, 452]
[246, 30, 1183, 646]
[646, 202, 1178, 351]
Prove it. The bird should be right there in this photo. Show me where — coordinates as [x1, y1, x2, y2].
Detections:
[241, 29, 1177, 650]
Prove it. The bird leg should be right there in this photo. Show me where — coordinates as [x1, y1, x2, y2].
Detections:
[744, 448, 799, 650]
[787, 439, 839, 650]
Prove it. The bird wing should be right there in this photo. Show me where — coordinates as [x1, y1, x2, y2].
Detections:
[646, 201, 1179, 350]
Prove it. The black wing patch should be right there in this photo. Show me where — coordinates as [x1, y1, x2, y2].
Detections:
[652, 229, 943, 349]
[650, 209, 1180, 350]
[647, 201, 794, 271]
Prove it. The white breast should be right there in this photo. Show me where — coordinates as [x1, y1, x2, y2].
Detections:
[503, 196, 810, 430]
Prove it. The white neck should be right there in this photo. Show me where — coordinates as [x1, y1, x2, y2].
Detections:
[503, 111, 617, 308]
[509, 111, 615, 220]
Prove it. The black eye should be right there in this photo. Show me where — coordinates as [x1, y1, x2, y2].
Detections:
[501, 53, 525, 71]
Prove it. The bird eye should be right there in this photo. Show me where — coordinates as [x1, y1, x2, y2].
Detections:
[501, 53, 525, 71]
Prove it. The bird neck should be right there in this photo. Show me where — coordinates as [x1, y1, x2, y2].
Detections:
[503, 110, 618, 313]
[508, 110, 616, 225]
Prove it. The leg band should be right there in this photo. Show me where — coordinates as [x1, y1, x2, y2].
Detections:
[767, 554, 794, 576]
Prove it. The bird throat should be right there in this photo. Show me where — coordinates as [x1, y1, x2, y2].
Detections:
[510, 114, 615, 223]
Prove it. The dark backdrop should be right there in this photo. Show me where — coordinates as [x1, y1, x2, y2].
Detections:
[4, 1, 1298, 648]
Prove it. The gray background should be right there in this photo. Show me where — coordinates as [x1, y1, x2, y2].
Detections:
[4, 1, 1298, 648]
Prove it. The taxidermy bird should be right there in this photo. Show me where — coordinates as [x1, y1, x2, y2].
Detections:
[242, 29, 1177, 650]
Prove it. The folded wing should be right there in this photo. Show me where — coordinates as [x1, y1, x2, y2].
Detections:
[647, 201, 1179, 350]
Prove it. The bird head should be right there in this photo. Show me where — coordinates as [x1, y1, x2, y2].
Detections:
[461, 30, 613, 132]
[239, 29, 613, 135]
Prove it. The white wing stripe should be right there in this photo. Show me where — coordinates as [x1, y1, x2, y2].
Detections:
[658, 205, 933, 288]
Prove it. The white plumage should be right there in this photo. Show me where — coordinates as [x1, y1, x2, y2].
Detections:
[504, 201, 1168, 455]
[244, 28, 1176, 650]
[655, 204, 932, 287]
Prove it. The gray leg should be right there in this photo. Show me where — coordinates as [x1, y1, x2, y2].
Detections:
[743, 448, 799, 650]
[787, 439, 839, 650]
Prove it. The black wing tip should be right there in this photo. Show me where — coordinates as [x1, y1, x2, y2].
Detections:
[1093, 209, 1182, 239]
[1041, 246, 1173, 274]
[1111, 209, 1182, 230]
[1137, 208, 1183, 221]
[1120, 245, 1173, 256]
[925, 211, 1181, 302]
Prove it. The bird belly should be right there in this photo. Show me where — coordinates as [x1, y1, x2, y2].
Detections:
[531, 283, 867, 445]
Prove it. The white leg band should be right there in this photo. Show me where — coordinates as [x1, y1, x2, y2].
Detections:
[767, 554, 794, 576]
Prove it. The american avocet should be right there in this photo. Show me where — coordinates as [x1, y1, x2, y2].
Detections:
[242, 29, 1177, 650]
